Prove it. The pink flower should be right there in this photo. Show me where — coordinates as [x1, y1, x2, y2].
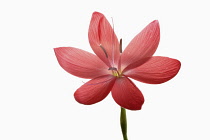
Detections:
[54, 12, 181, 110]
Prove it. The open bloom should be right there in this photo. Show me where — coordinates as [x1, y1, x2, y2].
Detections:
[54, 12, 181, 110]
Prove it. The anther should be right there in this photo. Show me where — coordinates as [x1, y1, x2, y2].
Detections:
[99, 44, 108, 58]
[108, 67, 117, 71]
[120, 38, 122, 53]
[108, 67, 120, 77]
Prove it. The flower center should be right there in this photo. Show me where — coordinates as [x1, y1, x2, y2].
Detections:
[108, 67, 122, 77]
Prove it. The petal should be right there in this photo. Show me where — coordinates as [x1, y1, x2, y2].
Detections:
[121, 20, 160, 72]
[111, 77, 144, 110]
[124, 56, 181, 84]
[54, 47, 110, 79]
[88, 12, 120, 67]
[74, 75, 116, 105]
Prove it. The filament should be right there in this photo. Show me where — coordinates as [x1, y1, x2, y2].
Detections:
[111, 17, 115, 67]
[82, 78, 114, 85]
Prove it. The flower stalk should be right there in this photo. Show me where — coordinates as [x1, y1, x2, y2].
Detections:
[120, 107, 128, 140]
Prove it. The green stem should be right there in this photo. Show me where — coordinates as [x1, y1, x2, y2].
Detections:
[120, 107, 128, 140]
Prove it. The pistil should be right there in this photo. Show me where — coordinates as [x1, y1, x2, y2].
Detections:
[108, 67, 121, 77]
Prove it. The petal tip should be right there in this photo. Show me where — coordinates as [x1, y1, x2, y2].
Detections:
[53, 47, 59, 52]
[178, 59, 181, 66]
[176, 59, 182, 72]
[151, 20, 159, 24]
[153, 20, 159, 23]
[74, 92, 85, 105]
[54, 47, 68, 54]
[151, 20, 160, 28]
[92, 11, 104, 17]
[172, 58, 181, 71]
[54, 47, 60, 54]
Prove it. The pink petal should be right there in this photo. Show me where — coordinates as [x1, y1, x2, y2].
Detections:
[124, 56, 181, 84]
[111, 77, 144, 110]
[88, 12, 120, 67]
[74, 75, 116, 105]
[121, 20, 160, 72]
[54, 47, 111, 79]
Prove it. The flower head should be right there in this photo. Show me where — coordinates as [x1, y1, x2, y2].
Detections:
[54, 12, 181, 110]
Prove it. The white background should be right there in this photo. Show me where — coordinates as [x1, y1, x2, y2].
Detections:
[0, 0, 209, 140]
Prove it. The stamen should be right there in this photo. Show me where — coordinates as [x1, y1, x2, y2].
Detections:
[108, 67, 117, 71]
[111, 17, 115, 64]
[118, 38, 122, 71]
[108, 67, 120, 77]
[120, 38, 122, 53]
[99, 44, 108, 58]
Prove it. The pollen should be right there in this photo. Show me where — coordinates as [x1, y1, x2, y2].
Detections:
[113, 71, 120, 77]
[109, 67, 122, 77]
